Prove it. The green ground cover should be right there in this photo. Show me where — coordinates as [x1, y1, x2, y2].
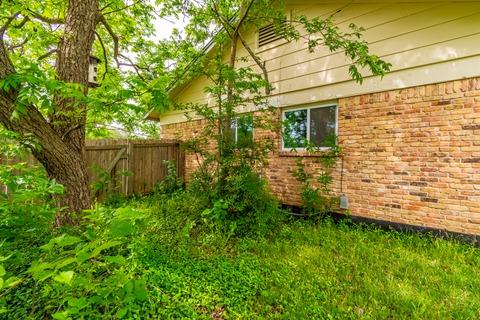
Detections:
[1, 191, 479, 319]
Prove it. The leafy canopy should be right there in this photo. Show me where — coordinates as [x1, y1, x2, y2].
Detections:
[0, 0, 178, 138]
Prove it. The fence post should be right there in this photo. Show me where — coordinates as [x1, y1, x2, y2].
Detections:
[127, 140, 134, 196]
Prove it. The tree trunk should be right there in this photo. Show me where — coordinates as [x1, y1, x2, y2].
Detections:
[49, 0, 98, 226]
[31, 138, 91, 227]
[0, 96, 92, 226]
[52, 0, 98, 154]
[0, 0, 99, 227]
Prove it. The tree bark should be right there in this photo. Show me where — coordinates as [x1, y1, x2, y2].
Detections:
[0, 0, 99, 227]
[0, 93, 92, 226]
[53, 0, 98, 152]
[49, 0, 99, 226]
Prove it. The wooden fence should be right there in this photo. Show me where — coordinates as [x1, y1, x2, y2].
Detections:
[1, 139, 185, 197]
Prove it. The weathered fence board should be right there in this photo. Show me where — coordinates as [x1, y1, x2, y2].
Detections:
[1, 139, 185, 198]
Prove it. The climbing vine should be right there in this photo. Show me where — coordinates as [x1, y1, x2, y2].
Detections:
[292, 134, 342, 218]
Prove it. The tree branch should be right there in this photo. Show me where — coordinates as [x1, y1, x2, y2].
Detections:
[61, 123, 84, 141]
[210, 3, 233, 38]
[95, 31, 108, 81]
[7, 37, 28, 51]
[100, 2, 115, 11]
[209, 1, 271, 95]
[38, 48, 58, 60]
[0, 12, 21, 38]
[234, 0, 255, 34]
[14, 15, 30, 28]
[211, 0, 254, 35]
[117, 58, 147, 81]
[27, 9, 64, 24]
[98, 13, 120, 63]
[102, 0, 142, 15]
[98, 14, 148, 80]
[118, 53, 149, 71]
[238, 32, 271, 94]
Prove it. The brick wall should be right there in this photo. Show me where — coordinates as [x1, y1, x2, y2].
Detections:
[162, 77, 480, 235]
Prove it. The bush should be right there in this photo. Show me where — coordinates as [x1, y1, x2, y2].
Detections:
[292, 136, 341, 218]
[0, 162, 62, 286]
[153, 160, 183, 195]
[0, 162, 63, 218]
[189, 160, 285, 237]
[1, 205, 150, 319]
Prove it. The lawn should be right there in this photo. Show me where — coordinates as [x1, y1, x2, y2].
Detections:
[138, 219, 480, 319]
[1, 193, 480, 319]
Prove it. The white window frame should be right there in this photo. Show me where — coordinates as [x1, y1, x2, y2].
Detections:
[281, 103, 338, 151]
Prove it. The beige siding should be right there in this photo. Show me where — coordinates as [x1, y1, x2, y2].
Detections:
[160, 0, 480, 124]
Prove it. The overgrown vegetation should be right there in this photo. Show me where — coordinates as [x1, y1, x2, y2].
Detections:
[0, 0, 391, 225]
[290, 134, 342, 218]
[1, 149, 479, 318]
[1, 182, 480, 318]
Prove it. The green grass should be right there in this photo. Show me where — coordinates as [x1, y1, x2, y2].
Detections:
[246, 221, 480, 319]
[133, 219, 480, 319]
[2, 194, 480, 319]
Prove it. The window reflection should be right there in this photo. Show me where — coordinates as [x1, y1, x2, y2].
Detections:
[283, 109, 308, 148]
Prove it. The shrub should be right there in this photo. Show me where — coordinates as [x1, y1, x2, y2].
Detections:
[153, 160, 183, 195]
[192, 161, 285, 237]
[0, 162, 63, 218]
[2, 205, 149, 319]
[292, 135, 341, 218]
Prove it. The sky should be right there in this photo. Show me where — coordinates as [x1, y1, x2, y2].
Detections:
[152, 13, 188, 41]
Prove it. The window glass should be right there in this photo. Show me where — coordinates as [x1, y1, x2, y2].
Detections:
[236, 115, 254, 148]
[229, 118, 237, 143]
[229, 115, 253, 148]
[282, 105, 337, 149]
[310, 106, 336, 147]
[283, 109, 308, 148]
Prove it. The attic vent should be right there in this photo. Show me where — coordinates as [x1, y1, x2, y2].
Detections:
[258, 19, 287, 47]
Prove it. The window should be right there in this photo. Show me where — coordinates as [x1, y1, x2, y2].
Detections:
[282, 104, 337, 149]
[230, 114, 254, 148]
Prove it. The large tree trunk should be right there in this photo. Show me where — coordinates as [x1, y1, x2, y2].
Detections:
[53, 0, 98, 154]
[0, 0, 99, 227]
[31, 139, 92, 227]
[0, 95, 92, 226]
[49, 0, 99, 226]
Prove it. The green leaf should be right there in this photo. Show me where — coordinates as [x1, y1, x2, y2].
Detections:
[56, 236, 83, 247]
[133, 279, 148, 301]
[55, 257, 77, 270]
[28, 262, 55, 282]
[90, 241, 123, 258]
[52, 311, 69, 320]
[10, 110, 19, 120]
[0, 265, 5, 277]
[0, 255, 12, 262]
[4, 276, 22, 288]
[39, 272, 55, 282]
[68, 297, 88, 310]
[116, 307, 128, 318]
[53, 271, 74, 285]
[0, 277, 3, 290]
[75, 251, 91, 264]
[41, 235, 82, 251]
[115, 206, 145, 220]
[109, 219, 134, 237]
[104, 256, 126, 265]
